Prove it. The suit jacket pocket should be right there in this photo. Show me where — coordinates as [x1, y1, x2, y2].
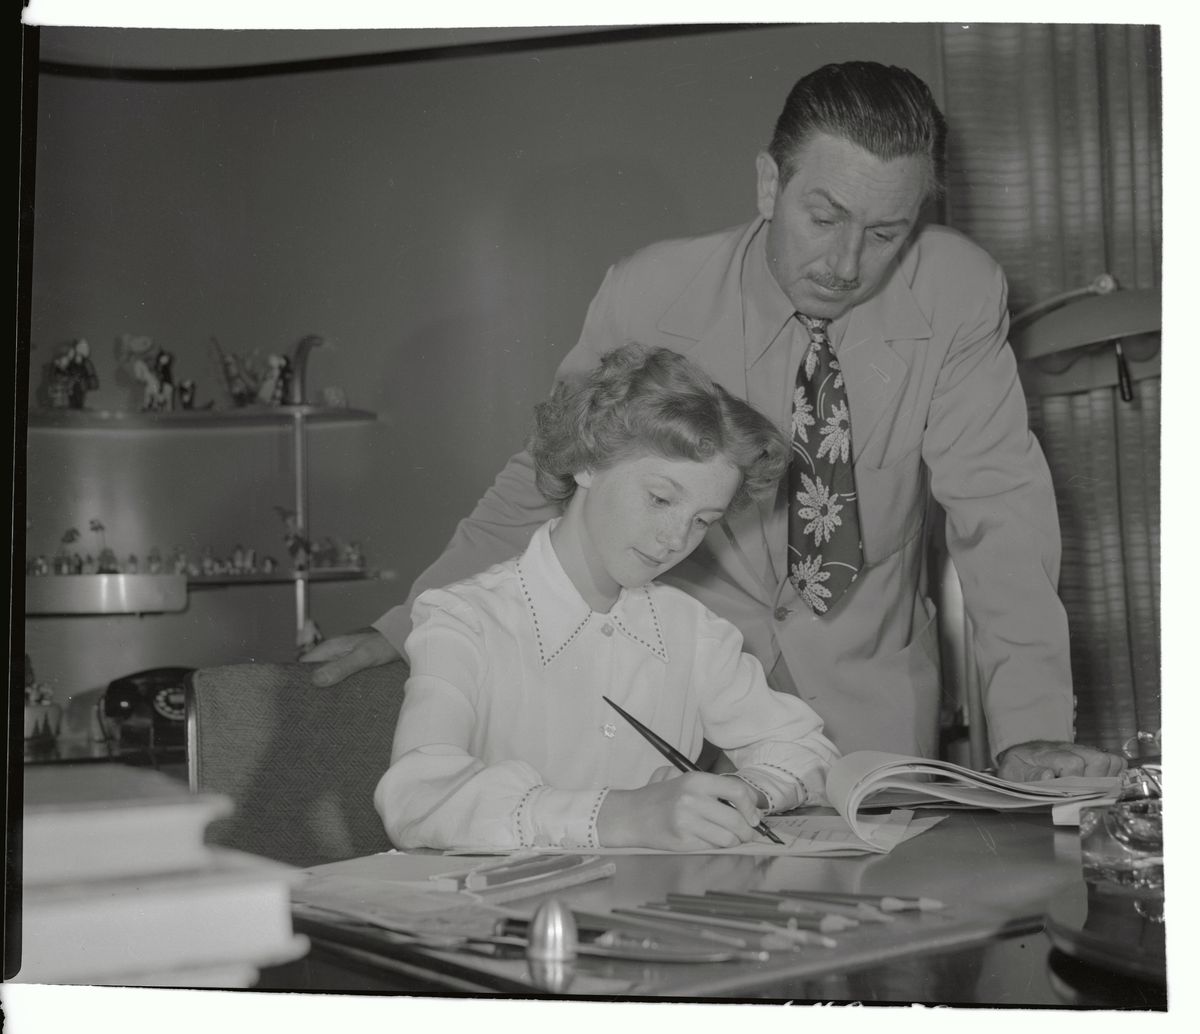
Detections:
[854, 442, 928, 564]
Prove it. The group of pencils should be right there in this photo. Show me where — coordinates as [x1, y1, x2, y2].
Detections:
[577, 888, 947, 952]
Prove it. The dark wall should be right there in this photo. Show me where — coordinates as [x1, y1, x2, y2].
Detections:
[23, 24, 942, 711]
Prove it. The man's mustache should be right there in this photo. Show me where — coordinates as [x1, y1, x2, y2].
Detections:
[807, 274, 860, 292]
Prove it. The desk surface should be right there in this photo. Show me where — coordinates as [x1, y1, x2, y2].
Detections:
[266, 810, 1167, 1008]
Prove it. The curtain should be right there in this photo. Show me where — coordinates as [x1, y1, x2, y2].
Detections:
[939, 24, 1162, 752]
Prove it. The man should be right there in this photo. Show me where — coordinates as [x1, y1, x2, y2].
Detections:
[306, 61, 1123, 781]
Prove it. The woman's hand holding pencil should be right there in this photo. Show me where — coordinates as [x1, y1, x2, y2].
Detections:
[600, 695, 786, 848]
[597, 771, 771, 851]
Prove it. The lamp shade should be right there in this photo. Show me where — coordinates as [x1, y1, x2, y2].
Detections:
[1010, 288, 1161, 362]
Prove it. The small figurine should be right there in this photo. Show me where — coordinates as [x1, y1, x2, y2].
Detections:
[261, 556, 278, 574]
[210, 337, 259, 407]
[275, 506, 310, 571]
[200, 547, 216, 576]
[171, 546, 189, 574]
[90, 522, 111, 563]
[119, 334, 174, 412]
[146, 546, 163, 575]
[342, 541, 365, 570]
[24, 655, 54, 708]
[88, 519, 120, 573]
[125, 553, 139, 574]
[81, 554, 97, 575]
[312, 536, 338, 569]
[178, 380, 197, 409]
[59, 528, 81, 574]
[257, 354, 291, 406]
[27, 555, 50, 576]
[46, 350, 74, 408]
[68, 339, 100, 407]
[156, 349, 175, 397]
[44, 339, 100, 409]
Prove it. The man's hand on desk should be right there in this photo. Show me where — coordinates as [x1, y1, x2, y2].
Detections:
[301, 628, 400, 687]
[996, 739, 1127, 782]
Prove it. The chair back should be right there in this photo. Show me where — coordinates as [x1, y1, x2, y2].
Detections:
[185, 660, 408, 867]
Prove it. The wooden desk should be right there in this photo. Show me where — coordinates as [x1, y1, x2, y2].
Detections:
[261, 810, 1167, 1008]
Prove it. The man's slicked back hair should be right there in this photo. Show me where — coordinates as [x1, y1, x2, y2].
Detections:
[767, 61, 947, 198]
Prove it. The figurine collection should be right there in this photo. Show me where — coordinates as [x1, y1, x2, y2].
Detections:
[27, 515, 365, 581]
[39, 331, 337, 414]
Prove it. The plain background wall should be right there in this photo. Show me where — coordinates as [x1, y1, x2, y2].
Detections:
[22, 23, 943, 719]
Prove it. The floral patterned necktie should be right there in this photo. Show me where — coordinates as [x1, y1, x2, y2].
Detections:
[787, 313, 863, 614]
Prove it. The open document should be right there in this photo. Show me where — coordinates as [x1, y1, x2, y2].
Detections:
[494, 751, 1119, 857]
[825, 750, 1119, 848]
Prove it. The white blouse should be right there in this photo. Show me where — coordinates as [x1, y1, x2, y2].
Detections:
[375, 519, 839, 851]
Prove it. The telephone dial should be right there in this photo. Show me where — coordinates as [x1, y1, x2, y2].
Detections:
[101, 667, 194, 750]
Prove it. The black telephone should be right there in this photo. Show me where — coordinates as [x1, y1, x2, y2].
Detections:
[101, 667, 194, 749]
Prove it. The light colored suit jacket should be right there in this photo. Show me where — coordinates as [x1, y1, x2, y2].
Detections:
[377, 219, 1074, 760]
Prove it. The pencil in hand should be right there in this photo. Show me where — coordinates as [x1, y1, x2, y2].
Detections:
[601, 695, 786, 846]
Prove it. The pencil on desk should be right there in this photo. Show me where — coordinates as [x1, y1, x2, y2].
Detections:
[601, 695, 786, 846]
[774, 888, 945, 913]
[622, 905, 838, 948]
[699, 891, 859, 929]
[697, 887, 887, 923]
[764, 889, 895, 922]
[570, 909, 753, 949]
[667, 892, 854, 935]
[463, 854, 586, 890]
[661, 895, 849, 934]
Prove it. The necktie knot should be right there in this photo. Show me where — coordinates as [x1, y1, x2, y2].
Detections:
[795, 312, 830, 339]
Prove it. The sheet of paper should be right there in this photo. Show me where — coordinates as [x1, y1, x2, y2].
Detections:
[293, 873, 517, 938]
[464, 809, 943, 856]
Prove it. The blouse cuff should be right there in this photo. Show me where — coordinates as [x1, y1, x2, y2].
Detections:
[735, 762, 821, 813]
[519, 785, 609, 848]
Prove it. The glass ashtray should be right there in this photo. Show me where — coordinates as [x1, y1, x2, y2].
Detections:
[1079, 799, 1163, 890]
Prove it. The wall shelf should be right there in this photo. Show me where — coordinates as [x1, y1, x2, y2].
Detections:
[26, 570, 374, 615]
[25, 574, 189, 615]
[27, 404, 376, 430]
[25, 403, 377, 634]
[187, 569, 371, 588]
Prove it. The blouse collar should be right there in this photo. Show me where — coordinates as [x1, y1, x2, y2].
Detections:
[516, 519, 669, 667]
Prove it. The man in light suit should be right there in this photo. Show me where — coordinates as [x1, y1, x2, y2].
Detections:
[308, 62, 1123, 780]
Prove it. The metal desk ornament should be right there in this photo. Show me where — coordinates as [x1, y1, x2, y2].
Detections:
[526, 898, 578, 993]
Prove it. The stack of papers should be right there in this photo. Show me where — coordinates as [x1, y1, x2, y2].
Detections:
[16, 764, 308, 987]
[826, 751, 1120, 848]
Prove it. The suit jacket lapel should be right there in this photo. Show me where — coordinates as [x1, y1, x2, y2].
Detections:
[657, 223, 757, 399]
[838, 255, 933, 455]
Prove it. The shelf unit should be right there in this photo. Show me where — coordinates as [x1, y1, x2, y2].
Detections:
[26, 404, 377, 635]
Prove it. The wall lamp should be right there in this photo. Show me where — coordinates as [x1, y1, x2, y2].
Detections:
[1009, 274, 1161, 402]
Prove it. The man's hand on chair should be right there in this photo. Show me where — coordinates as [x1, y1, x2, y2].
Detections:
[301, 628, 400, 687]
[996, 739, 1126, 782]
